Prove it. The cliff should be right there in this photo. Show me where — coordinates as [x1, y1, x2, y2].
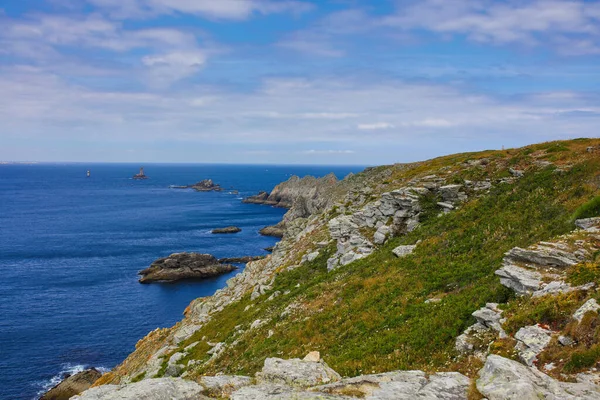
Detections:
[88, 139, 600, 399]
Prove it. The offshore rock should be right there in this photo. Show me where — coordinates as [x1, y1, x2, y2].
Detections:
[72, 378, 208, 400]
[477, 355, 600, 399]
[139, 253, 236, 283]
[172, 179, 223, 192]
[212, 226, 241, 234]
[41, 368, 102, 400]
[218, 256, 265, 264]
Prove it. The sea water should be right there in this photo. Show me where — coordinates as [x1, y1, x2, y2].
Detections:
[0, 163, 363, 400]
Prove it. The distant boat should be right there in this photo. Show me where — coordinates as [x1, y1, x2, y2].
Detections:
[133, 167, 148, 180]
[86, 170, 91, 178]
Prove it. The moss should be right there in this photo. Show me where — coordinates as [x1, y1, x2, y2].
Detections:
[567, 263, 600, 286]
[130, 372, 146, 383]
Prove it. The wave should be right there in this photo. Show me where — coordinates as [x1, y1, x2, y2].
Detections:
[33, 364, 109, 399]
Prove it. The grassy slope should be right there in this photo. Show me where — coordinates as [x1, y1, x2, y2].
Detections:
[159, 139, 600, 381]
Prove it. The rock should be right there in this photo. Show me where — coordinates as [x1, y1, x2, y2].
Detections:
[575, 217, 600, 230]
[250, 319, 264, 329]
[316, 370, 470, 399]
[558, 335, 575, 346]
[373, 225, 391, 245]
[212, 226, 242, 234]
[199, 375, 252, 397]
[505, 246, 579, 268]
[218, 256, 265, 264]
[165, 352, 185, 377]
[257, 357, 341, 387]
[495, 264, 542, 295]
[231, 384, 350, 399]
[139, 253, 237, 283]
[437, 201, 455, 210]
[509, 168, 524, 178]
[40, 368, 102, 400]
[132, 167, 148, 180]
[172, 179, 223, 192]
[477, 355, 600, 400]
[243, 191, 270, 204]
[72, 378, 208, 400]
[472, 303, 507, 338]
[439, 184, 466, 203]
[301, 251, 320, 264]
[265, 246, 275, 252]
[303, 351, 321, 362]
[514, 325, 553, 366]
[243, 174, 339, 211]
[573, 298, 600, 322]
[260, 225, 285, 238]
[392, 245, 416, 258]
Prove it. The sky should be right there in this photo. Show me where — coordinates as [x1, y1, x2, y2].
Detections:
[0, 0, 599, 165]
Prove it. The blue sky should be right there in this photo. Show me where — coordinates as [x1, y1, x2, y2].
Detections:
[1, 0, 599, 164]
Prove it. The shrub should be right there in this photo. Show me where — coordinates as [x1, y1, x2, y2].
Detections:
[572, 195, 600, 220]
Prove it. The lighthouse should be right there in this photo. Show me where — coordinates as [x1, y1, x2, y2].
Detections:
[133, 167, 148, 180]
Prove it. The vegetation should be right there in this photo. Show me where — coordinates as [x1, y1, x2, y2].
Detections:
[148, 139, 600, 381]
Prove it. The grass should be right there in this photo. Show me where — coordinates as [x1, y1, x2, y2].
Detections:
[162, 141, 600, 380]
[572, 195, 600, 220]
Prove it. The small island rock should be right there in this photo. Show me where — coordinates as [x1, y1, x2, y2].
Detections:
[212, 226, 242, 234]
[139, 253, 237, 283]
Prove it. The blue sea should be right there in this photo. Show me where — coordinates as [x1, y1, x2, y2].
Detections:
[0, 163, 363, 400]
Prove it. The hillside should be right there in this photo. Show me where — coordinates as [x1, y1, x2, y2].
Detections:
[82, 138, 600, 399]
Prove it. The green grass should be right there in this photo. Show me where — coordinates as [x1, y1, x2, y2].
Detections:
[165, 152, 600, 379]
[572, 195, 600, 220]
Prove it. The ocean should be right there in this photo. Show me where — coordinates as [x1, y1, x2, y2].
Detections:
[0, 163, 363, 400]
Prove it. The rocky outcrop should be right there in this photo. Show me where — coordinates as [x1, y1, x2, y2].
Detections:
[260, 225, 285, 238]
[243, 174, 339, 211]
[139, 253, 237, 283]
[477, 355, 600, 399]
[41, 368, 102, 400]
[72, 378, 208, 400]
[455, 303, 506, 356]
[495, 232, 599, 296]
[392, 245, 416, 258]
[172, 179, 223, 192]
[257, 357, 341, 387]
[211, 226, 241, 234]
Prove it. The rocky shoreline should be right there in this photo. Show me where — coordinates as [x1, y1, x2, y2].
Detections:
[171, 179, 224, 192]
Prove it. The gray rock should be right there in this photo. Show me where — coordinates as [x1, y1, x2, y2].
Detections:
[477, 355, 600, 400]
[392, 245, 416, 258]
[514, 325, 552, 366]
[257, 357, 341, 387]
[231, 384, 352, 399]
[505, 246, 579, 268]
[495, 265, 542, 295]
[317, 370, 470, 399]
[373, 226, 391, 245]
[72, 378, 209, 400]
[139, 253, 237, 283]
[472, 303, 507, 338]
[199, 375, 252, 397]
[575, 217, 600, 230]
[558, 335, 575, 346]
[573, 298, 600, 322]
[165, 352, 185, 377]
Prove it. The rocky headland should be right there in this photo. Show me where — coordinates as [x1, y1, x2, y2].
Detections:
[138, 253, 237, 283]
[172, 179, 224, 192]
[77, 139, 600, 399]
[211, 226, 241, 234]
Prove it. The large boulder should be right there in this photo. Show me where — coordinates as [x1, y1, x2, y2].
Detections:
[40, 368, 102, 400]
[198, 375, 252, 398]
[477, 355, 600, 400]
[139, 253, 237, 283]
[257, 357, 342, 387]
[514, 325, 552, 366]
[72, 378, 209, 400]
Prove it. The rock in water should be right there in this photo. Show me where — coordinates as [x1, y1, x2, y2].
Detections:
[211, 226, 242, 234]
[171, 179, 224, 192]
[41, 368, 102, 400]
[259, 225, 285, 238]
[139, 253, 237, 283]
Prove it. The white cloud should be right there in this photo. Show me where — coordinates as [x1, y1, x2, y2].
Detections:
[87, 0, 313, 20]
[358, 122, 394, 130]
